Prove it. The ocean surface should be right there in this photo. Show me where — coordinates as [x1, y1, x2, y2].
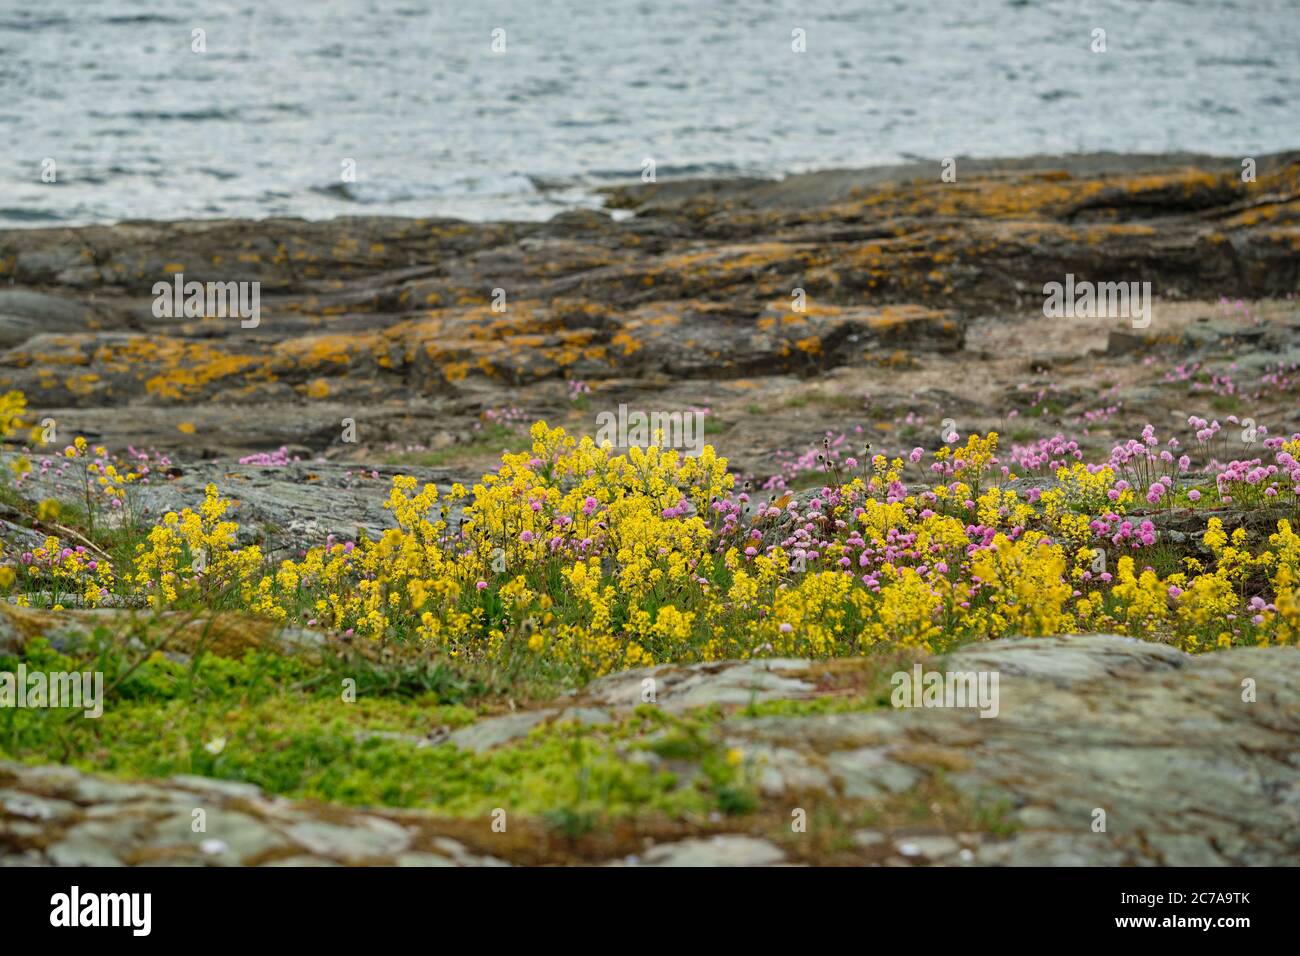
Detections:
[2, 0, 1297, 227]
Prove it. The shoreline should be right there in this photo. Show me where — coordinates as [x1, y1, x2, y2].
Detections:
[5, 149, 1298, 233]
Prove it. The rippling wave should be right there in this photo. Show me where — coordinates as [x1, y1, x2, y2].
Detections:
[1, 0, 1296, 226]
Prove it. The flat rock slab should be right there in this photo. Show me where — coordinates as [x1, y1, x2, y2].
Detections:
[0, 762, 507, 867]
[717, 635, 1300, 865]
[1, 454, 473, 547]
[439, 658, 817, 751]
[628, 835, 787, 867]
[446, 709, 555, 753]
[582, 658, 815, 713]
[938, 633, 1189, 685]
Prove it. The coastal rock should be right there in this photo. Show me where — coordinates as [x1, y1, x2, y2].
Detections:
[0, 157, 1295, 463]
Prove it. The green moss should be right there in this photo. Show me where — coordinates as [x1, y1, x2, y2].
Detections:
[0, 635, 759, 821]
[1, 690, 723, 819]
[740, 693, 885, 719]
[644, 728, 709, 760]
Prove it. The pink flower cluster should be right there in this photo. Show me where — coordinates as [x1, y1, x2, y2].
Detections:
[1090, 514, 1157, 551]
[239, 446, 298, 467]
[1009, 434, 1083, 473]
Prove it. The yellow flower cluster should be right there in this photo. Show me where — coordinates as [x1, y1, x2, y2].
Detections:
[9, 535, 115, 609]
[0, 391, 27, 444]
[134, 484, 263, 608]
[3, 422, 1298, 677]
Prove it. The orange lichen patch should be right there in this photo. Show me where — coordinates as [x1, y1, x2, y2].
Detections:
[835, 175, 1095, 219]
[835, 168, 1240, 222]
[379, 308, 564, 364]
[1224, 204, 1294, 228]
[177, 422, 196, 434]
[639, 310, 683, 329]
[274, 334, 360, 368]
[385, 321, 610, 383]
[506, 334, 548, 349]
[211, 381, 288, 402]
[304, 379, 331, 399]
[842, 238, 949, 274]
[462, 309, 562, 343]
[544, 331, 599, 368]
[11, 337, 92, 367]
[873, 350, 913, 368]
[441, 361, 470, 383]
[1079, 223, 1159, 244]
[62, 373, 101, 397]
[660, 241, 813, 275]
[108, 337, 268, 400]
[610, 332, 642, 356]
[864, 305, 950, 330]
[764, 298, 853, 320]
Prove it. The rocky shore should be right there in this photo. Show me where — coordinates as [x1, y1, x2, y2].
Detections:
[2, 151, 1299, 866]
[0, 150, 1296, 480]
